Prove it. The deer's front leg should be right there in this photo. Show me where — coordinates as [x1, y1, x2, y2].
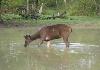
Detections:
[47, 41, 51, 48]
[40, 40, 43, 45]
[38, 40, 44, 47]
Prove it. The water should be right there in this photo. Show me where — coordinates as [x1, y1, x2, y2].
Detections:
[0, 27, 100, 70]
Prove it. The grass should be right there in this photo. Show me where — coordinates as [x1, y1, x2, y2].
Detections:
[1, 14, 100, 27]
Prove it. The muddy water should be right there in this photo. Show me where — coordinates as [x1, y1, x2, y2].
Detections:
[0, 27, 100, 70]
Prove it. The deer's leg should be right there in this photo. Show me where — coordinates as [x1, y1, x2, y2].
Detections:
[47, 41, 51, 48]
[62, 32, 70, 48]
[63, 37, 69, 48]
[38, 40, 44, 47]
[40, 40, 43, 45]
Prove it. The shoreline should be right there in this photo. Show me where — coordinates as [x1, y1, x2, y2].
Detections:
[71, 24, 100, 29]
[0, 22, 100, 29]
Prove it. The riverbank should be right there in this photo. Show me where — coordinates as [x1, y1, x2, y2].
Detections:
[0, 22, 100, 29]
[0, 16, 100, 29]
[71, 23, 100, 29]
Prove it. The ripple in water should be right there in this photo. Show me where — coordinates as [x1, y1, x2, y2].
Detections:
[52, 42, 99, 53]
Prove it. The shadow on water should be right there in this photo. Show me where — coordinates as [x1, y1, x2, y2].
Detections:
[0, 28, 100, 70]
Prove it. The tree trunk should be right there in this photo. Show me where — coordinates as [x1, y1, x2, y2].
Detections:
[26, 0, 29, 14]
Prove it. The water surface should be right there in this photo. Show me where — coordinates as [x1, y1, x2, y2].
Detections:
[0, 27, 100, 70]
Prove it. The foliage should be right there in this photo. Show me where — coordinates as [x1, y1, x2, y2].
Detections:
[1, 14, 22, 20]
[2, 14, 100, 25]
[1, 0, 25, 7]
[1, 0, 100, 16]
[68, 0, 97, 16]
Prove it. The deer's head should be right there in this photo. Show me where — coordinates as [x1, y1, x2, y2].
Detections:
[24, 35, 32, 47]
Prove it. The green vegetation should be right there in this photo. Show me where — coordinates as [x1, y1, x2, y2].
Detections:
[0, 0, 100, 26]
[1, 14, 100, 27]
[1, 0, 100, 15]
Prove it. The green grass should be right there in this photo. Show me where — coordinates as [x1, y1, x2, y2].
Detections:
[1, 14, 100, 27]
[1, 14, 22, 20]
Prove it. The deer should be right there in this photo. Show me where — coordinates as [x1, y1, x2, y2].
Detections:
[24, 24, 72, 48]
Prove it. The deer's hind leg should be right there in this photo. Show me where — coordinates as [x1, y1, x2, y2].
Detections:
[63, 37, 69, 48]
[62, 33, 70, 48]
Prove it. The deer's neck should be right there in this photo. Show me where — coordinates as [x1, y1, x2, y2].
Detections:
[30, 31, 40, 41]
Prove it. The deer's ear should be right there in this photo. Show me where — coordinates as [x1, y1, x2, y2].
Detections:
[29, 35, 31, 37]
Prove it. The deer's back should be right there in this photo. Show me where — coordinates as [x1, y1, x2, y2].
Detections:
[39, 24, 71, 41]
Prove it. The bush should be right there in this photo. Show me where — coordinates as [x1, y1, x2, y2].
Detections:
[67, 0, 97, 16]
[1, 14, 22, 20]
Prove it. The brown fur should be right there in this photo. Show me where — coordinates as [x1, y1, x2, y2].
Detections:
[24, 24, 72, 47]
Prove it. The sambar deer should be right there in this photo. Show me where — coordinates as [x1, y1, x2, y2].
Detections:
[24, 24, 72, 48]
